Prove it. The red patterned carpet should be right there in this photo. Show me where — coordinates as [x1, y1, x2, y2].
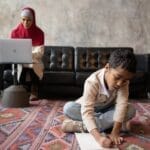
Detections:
[0, 99, 149, 150]
[0, 100, 79, 150]
[118, 102, 150, 150]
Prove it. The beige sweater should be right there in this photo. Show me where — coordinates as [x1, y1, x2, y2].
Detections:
[76, 68, 129, 132]
[17, 45, 44, 81]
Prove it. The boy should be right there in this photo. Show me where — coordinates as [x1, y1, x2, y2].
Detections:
[62, 49, 137, 148]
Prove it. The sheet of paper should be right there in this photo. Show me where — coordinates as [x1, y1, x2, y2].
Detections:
[75, 133, 119, 150]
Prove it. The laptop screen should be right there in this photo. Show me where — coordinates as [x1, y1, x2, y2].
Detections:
[0, 39, 32, 64]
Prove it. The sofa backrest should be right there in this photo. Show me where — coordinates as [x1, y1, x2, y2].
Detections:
[75, 47, 134, 72]
[43, 46, 74, 71]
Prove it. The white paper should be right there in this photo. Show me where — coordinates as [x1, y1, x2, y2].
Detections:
[75, 133, 119, 150]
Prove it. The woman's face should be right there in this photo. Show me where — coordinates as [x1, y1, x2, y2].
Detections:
[21, 16, 33, 29]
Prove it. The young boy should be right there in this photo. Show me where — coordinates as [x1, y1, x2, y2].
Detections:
[62, 49, 137, 148]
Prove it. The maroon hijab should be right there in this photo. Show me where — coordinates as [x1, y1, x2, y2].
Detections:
[11, 7, 44, 46]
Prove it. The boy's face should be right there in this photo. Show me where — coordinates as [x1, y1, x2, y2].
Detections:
[104, 63, 135, 91]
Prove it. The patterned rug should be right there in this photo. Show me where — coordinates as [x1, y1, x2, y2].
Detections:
[0, 100, 79, 150]
[0, 100, 149, 150]
[118, 101, 150, 150]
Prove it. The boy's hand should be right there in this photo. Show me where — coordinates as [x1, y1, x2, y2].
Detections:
[110, 121, 124, 145]
[109, 133, 124, 145]
[98, 135, 112, 148]
[90, 128, 112, 148]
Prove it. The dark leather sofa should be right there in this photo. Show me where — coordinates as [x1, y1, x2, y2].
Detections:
[0, 64, 12, 91]
[1, 46, 150, 99]
[38, 46, 150, 99]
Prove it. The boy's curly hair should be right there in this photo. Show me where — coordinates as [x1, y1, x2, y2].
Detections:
[108, 49, 137, 73]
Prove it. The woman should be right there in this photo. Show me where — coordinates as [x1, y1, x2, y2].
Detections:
[10, 7, 45, 100]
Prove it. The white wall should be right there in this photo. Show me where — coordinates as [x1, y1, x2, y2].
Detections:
[0, 0, 150, 53]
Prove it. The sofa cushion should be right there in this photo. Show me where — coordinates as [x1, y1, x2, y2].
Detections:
[75, 47, 133, 72]
[43, 46, 74, 71]
[75, 72, 92, 86]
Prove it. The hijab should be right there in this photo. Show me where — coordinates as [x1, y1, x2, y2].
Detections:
[10, 7, 44, 46]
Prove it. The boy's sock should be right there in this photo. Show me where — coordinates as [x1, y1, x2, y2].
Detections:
[61, 118, 87, 133]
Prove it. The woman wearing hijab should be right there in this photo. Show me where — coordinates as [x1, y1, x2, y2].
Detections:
[10, 7, 45, 101]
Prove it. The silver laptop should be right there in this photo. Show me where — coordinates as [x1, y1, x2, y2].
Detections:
[0, 39, 32, 64]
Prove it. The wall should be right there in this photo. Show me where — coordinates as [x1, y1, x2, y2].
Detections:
[0, 0, 150, 53]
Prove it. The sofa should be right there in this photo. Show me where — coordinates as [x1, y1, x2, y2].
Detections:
[0, 64, 12, 90]
[38, 46, 150, 99]
[1, 46, 150, 99]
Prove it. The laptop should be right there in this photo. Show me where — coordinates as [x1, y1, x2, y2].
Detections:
[0, 38, 32, 64]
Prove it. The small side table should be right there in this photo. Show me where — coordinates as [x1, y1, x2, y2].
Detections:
[2, 64, 29, 107]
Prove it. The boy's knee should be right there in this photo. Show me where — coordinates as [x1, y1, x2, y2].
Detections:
[63, 101, 82, 121]
[63, 101, 75, 116]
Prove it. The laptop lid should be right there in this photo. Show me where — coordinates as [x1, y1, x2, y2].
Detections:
[0, 38, 32, 64]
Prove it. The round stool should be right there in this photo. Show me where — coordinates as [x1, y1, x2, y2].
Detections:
[2, 85, 29, 107]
